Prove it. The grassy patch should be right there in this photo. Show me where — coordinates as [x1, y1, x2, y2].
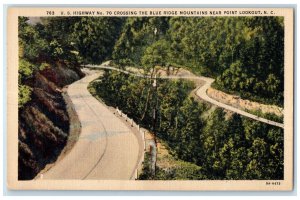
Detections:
[139, 139, 204, 180]
[245, 108, 283, 123]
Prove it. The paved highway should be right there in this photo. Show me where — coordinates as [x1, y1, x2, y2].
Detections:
[41, 70, 143, 180]
[42, 64, 283, 180]
[86, 65, 284, 129]
[195, 77, 284, 129]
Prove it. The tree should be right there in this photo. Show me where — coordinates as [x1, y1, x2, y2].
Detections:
[92, 70, 284, 180]
[176, 97, 203, 162]
[114, 16, 284, 106]
[72, 17, 124, 64]
[141, 39, 170, 73]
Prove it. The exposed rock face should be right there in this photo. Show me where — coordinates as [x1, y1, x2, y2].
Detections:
[18, 63, 84, 180]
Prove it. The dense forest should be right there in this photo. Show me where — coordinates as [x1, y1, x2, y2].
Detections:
[90, 71, 283, 180]
[19, 16, 284, 180]
[112, 17, 284, 106]
[18, 17, 123, 179]
[19, 16, 123, 108]
[20, 16, 284, 108]
[20, 16, 284, 107]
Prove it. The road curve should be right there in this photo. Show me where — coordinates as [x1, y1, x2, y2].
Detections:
[195, 77, 284, 129]
[86, 65, 284, 129]
[41, 70, 141, 180]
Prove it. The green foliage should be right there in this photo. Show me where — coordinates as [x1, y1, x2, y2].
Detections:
[141, 39, 170, 71]
[39, 62, 50, 71]
[214, 18, 284, 106]
[112, 17, 170, 67]
[138, 153, 154, 180]
[18, 17, 84, 112]
[19, 16, 284, 106]
[138, 149, 204, 180]
[18, 16, 124, 111]
[112, 16, 284, 106]
[18, 85, 32, 108]
[18, 59, 35, 82]
[37, 17, 83, 64]
[18, 16, 284, 179]
[91, 71, 284, 180]
[245, 109, 284, 123]
[18, 17, 50, 62]
[72, 17, 124, 64]
[19, 16, 123, 66]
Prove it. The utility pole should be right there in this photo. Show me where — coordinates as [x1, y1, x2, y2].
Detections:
[152, 27, 158, 141]
[152, 27, 158, 176]
[152, 74, 157, 144]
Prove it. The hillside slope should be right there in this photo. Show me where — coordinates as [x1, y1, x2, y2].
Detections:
[18, 62, 83, 180]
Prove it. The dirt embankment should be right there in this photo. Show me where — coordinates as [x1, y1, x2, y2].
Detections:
[18, 62, 84, 180]
[207, 87, 283, 116]
[126, 66, 196, 78]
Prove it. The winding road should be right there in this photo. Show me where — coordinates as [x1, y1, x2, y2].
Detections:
[41, 63, 283, 180]
[86, 64, 284, 129]
[40, 70, 143, 180]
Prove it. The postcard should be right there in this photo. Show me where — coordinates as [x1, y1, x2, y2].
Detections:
[6, 7, 294, 190]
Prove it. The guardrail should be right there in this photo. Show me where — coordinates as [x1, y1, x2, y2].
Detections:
[88, 65, 284, 129]
[115, 107, 146, 179]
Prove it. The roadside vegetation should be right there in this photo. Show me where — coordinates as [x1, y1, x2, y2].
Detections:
[112, 17, 284, 107]
[20, 16, 283, 109]
[18, 16, 123, 179]
[19, 16, 284, 180]
[90, 71, 284, 180]
[18, 16, 123, 108]
[138, 141, 203, 180]
[245, 109, 284, 123]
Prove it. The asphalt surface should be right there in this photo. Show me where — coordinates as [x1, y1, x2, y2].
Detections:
[86, 65, 284, 129]
[40, 70, 141, 180]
